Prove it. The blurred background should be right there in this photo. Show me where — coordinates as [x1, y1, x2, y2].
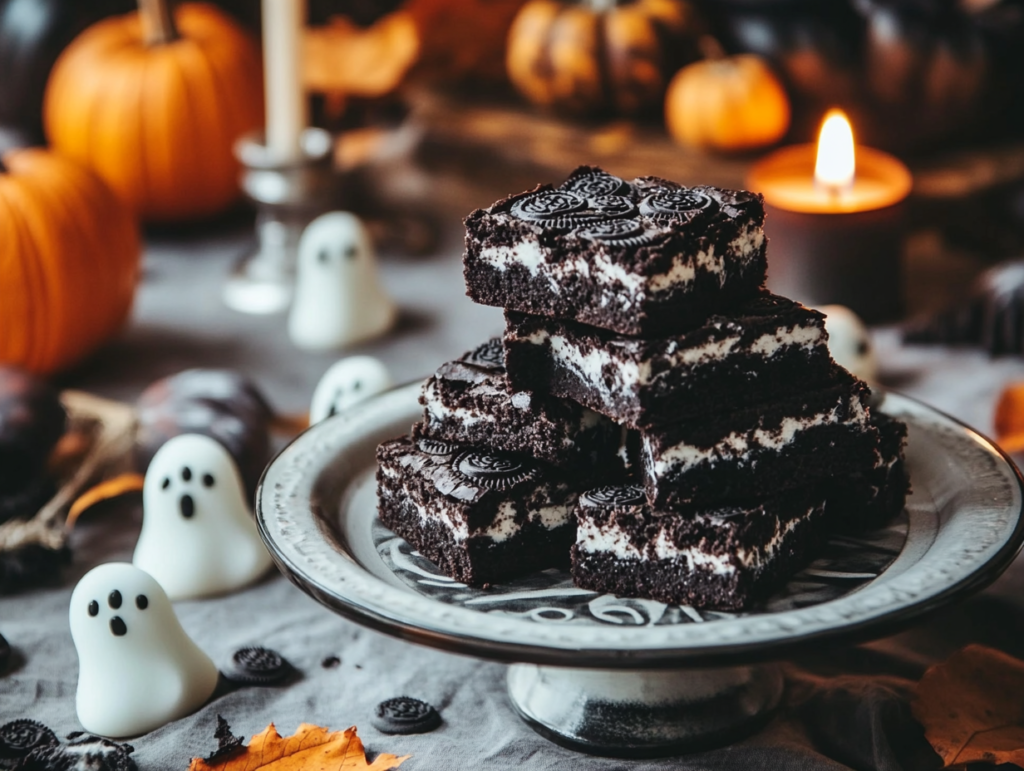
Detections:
[2, 0, 1024, 404]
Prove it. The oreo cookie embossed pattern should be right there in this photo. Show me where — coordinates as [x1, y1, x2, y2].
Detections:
[464, 166, 767, 336]
[372, 697, 442, 735]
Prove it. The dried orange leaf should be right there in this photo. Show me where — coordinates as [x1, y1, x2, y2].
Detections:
[66, 473, 145, 529]
[912, 644, 1024, 768]
[995, 383, 1024, 454]
[189, 723, 408, 771]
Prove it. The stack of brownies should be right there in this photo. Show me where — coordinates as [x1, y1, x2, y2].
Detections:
[376, 166, 908, 609]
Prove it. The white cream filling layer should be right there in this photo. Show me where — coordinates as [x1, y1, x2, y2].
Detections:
[414, 496, 573, 544]
[523, 322, 824, 401]
[576, 506, 810, 576]
[646, 396, 869, 476]
[383, 462, 574, 544]
[475, 223, 764, 298]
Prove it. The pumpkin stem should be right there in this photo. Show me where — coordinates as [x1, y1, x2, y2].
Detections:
[138, 0, 178, 45]
[698, 35, 726, 61]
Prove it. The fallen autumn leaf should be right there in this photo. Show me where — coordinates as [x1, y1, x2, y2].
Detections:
[912, 643, 1024, 768]
[189, 722, 408, 771]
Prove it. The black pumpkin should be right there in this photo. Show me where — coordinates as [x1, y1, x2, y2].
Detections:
[855, 0, 989, 149]
[711, 0, 864, 140]
[134, 369, 274, 499]
[0, 0, 133, 140]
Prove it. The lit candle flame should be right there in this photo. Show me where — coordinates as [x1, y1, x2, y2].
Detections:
[814, 109, 855, 194]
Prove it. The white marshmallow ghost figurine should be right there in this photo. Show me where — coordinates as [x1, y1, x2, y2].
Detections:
[288, 211, 397, 350]
[819, 304, 879, 382]
[70, 563, 219, 738]
[133, 434, 273, 600]
[309, 356, 392, 424]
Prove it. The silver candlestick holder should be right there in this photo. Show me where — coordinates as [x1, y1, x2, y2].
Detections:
[223, 128, 340, 315]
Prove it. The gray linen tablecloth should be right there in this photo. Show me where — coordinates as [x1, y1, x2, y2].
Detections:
[3, 220, 1024, 771]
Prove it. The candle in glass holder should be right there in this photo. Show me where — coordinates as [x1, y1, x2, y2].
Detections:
[747, 110, 912, 323]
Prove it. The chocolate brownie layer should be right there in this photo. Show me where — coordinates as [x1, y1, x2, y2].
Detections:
[504, 293, 832, 428]
[464, 166, 767, 337]
[571, 485, 828, 610]
[827, 411, 910, 532]
[376, 436, 578, 586]
[641, 369, 878, 508]
[415, 338, 621, 478]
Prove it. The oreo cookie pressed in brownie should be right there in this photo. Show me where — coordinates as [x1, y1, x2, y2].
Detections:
[376, 436, 578, 586]
[414, 338, 621, 477]
[827, 411, 909, 532]
[571, 484, 829, 610]
[641, 368, 879, 509]
[504, 293, 832, 429]
[464, 166, 767, 337]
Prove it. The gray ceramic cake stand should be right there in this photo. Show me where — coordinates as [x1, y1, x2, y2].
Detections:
[256, 383, 1024, 758]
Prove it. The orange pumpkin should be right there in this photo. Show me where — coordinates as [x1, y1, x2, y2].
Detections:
[43, 1, 263, 222]
[665, 53, 791, 153]
[0, 148, 140, 374]
[506, 0, 702, 116]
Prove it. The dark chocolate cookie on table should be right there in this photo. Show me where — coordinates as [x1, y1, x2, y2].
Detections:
[464, 166, 767, 337]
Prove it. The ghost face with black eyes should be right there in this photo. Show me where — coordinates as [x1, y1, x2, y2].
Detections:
[309, 356, 392, 424]
[288, 211, 397, 350]
[70, 562, 218, 738]
[133, 433, 273, 600]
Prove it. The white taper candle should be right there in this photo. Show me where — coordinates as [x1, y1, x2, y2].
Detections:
[262, 0, 307, 164]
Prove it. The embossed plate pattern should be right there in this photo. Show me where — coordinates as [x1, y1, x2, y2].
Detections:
[256, 383, 1024, 668]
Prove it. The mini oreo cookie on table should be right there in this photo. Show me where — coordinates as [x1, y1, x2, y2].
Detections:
[14, 733, 137, 771]
[0, 720, 58, 762]
[371, 697, 441, 735]
[222, 646, 294, 686]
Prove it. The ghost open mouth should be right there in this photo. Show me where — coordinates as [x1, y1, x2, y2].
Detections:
[180, 494, 195, 519]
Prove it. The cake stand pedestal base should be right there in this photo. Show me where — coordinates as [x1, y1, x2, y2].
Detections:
[506, 662, 784, 758]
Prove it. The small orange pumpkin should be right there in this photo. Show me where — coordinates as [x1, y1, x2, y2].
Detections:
[43, 0, 263, 222]
[665, 52, 791, 153]
[506, 0, 703, 116]
[0, 148, 140, 374]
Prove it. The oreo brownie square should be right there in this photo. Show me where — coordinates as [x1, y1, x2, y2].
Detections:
[504, 293, 832, 429]
[571, 484, 829, 610]
[464, 166, 767, 337]
[641, 368, 879, 509]
[376, 436, 578, 586]
[827, 411, 909, 532]
[414, 338, 621, 477]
